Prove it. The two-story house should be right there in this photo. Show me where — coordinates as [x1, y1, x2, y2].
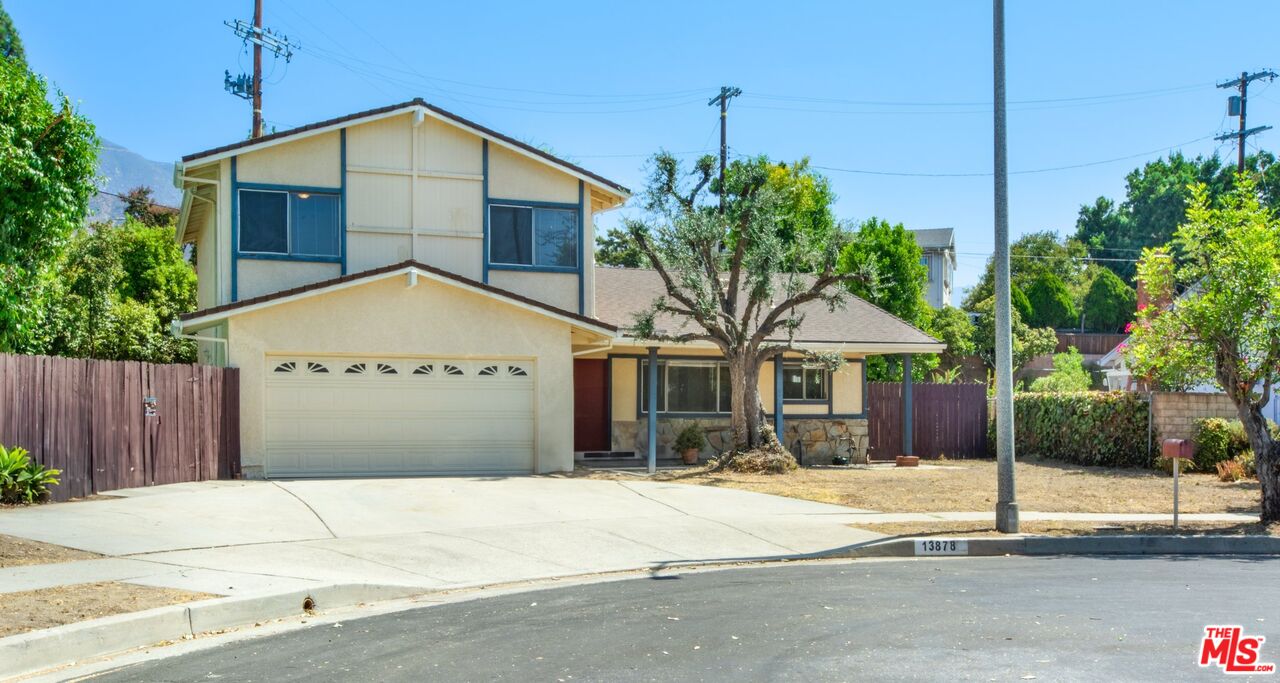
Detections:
[909, 228, 956, 309]
[174, 99, 941, 479]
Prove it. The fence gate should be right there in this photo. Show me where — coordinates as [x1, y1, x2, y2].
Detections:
[0, 353, 240, 502]
[867, 382, 988, 461]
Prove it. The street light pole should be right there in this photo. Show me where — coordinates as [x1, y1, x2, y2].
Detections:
[993, 0, 1019, 533]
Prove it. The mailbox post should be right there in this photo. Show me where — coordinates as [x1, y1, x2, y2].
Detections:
[1160, 439, 1195, 530]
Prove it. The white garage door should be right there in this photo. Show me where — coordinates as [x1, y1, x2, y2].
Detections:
[264, 356, 535, 477]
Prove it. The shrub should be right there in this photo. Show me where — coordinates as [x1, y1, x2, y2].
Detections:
[1215, 455, 1255, 482]
[1025, 271, 1078, 329]
[1028, 347, 1092, 392]
[719, 449, 798, 474]
[1191, 418, 1249, 472]
[0, 444, 61, 504]
[1007, 391, 1154, 467]
[1082, 268, 1137, 332]
[673, 423, 706, 452]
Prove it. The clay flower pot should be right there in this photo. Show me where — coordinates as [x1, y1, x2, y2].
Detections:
[681, 448, 700, 465]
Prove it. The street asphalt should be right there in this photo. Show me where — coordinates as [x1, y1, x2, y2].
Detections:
[90, 555, 1280, 682]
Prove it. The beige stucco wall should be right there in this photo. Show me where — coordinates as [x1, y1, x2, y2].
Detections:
[226, 275, 576, 477]
[237, 260, 341, 301]
[185, 110, 616, 314]
[237, 131, 342, 187]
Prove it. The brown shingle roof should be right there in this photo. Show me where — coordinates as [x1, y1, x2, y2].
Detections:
[180, 260, 617, 333]
[593, 267, 941, 347]
[180, 98, 631, 197]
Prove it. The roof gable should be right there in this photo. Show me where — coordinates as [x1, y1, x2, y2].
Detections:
[180, 260, 617, 335]
[179, 98, 630, 199]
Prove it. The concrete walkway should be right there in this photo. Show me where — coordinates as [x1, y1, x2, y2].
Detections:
[0, 477, 885, 598]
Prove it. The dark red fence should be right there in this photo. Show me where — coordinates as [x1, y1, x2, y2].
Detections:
[867, 382, 988, 461]
[0, 354, 239, 501]
[1054, 332, 1128, 355]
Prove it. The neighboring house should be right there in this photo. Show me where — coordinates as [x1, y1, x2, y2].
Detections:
[909, 228, 955, 309]
[174, 98, 943, 479]
[1098, 336, 1278, 425]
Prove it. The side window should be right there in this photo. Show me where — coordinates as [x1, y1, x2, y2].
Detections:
[489, 204, 577, 268]
[240, 190, 288, 254]
[238, 189, 340, 258]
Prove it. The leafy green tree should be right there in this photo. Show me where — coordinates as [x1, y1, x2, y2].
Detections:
[963, 231, 1087, 310]
[625, 152, 868, 455]
[1024, 271, 1078, 329]
[1028, 347, 1092, 392]
[1010, 283, 1033, 323]
[929, 305, 976, 369]
[1080, 267, 1136, 332]
[0, 0, 23, 64]
[1074, 152, 1280, 283]
[0, 57, 98, 351]
[839, 217, 931, 381]
[1127, 178, 1280, 521]
[971, 296, 1057, 376]
[594, 226, 646, 268]
[44, 219, 196, 363]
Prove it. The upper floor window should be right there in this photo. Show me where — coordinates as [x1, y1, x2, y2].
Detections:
[920, 255, 932, 282]
[489, 204, 578, 269]
[239, 189, 341, 258]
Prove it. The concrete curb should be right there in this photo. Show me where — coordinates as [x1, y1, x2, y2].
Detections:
[832, 534, 1280, 559]
[0, 583, 421, 681]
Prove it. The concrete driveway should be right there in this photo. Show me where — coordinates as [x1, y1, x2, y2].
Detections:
[0, 477, 883, 598]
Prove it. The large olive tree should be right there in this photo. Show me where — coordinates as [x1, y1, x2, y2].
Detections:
[1128, 179, 1280, 521]
[624, 153, 870, 454]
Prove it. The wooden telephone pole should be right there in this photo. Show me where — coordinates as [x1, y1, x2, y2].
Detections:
[708, 86, 742, 212]
[1216, 70, 1277, 173]
[224, 1, 296, 139]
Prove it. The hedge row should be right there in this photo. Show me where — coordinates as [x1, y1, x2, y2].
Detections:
[994, 391, 1155, 468]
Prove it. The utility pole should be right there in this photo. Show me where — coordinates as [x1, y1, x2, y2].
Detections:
[992, 0, 1019, 533]
[252, 0, 263, 139]
[708, 86, 742, 212]
[1216, 70, 1277, 173]
[224, 2, 297, 139]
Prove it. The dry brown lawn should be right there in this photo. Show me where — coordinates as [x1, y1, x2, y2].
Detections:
[851, 520, 1280, 538]
[0, 533, 100, 569]
[0, 582, 214, 638]
[576, 458, 1261, 514]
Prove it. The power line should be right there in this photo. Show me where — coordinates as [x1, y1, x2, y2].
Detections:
[808, 135, 1215, 178]
[746, 82, 1208, 108]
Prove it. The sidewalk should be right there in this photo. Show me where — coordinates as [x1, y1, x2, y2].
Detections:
[840, 511, 1259, 524]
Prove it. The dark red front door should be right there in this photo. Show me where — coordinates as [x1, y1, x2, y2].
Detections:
[574, 359, 609, 452]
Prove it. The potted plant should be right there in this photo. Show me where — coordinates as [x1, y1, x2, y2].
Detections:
[673, 423, 706, 465]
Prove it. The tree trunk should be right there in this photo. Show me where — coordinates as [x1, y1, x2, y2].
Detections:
[726, 351, 765, 452]
[1236, 401, 1280, 522]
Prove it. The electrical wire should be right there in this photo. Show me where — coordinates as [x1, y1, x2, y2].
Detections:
[808, 135, 1216, 178]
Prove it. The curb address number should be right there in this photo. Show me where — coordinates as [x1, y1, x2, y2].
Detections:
[914, 539, 969, 556]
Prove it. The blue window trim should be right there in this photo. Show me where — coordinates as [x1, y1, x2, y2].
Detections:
[577, 180, 585, 314]
[484, 199, 583, 272]
[340, 129, 347, 275]
[230, 136, 347, 301]
[481, 140, 489, 284]
[608, 353, 867, 420]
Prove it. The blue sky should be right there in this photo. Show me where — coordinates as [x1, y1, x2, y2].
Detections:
[9, 0, 1279, 296]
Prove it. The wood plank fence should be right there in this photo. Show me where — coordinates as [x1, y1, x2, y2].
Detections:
[1054, 332, 1128, 355]
[0, 354, 239, 502]
[867, 382, 988, 461]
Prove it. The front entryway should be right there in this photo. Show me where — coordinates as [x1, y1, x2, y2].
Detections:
[573, 359, 609, 452]
[264, 355, 535, 477]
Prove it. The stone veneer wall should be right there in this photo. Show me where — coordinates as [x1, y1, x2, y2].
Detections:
[611, 417, 869, 465]
[1150, 391, 1240, 443]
